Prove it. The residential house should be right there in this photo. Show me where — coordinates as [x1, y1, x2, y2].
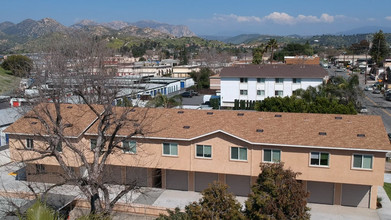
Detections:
[284, 56, 320, 65]
[5, 104, 391, 209]
[172, 65, 200, 78]
[220, 64, 328, 108]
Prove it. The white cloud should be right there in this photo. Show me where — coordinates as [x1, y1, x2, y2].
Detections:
[213, 14, 261, 23]
[264, 12, 296, 24]
[386, 16, 391, 21]
[264, 12, 334, 24]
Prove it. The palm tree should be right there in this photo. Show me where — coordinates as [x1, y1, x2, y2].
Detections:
[266, 39, 278, 64]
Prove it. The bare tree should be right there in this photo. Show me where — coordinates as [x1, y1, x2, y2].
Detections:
[7, 33, 158, 215]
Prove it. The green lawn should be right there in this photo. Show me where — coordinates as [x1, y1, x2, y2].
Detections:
[0, 67, 21, 95]
[384, 182, 391, 200]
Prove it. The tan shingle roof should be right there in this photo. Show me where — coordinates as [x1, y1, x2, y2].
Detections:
[6, 104, 391, 152]
[5, 103, 103, 138]
[220, 64, 328, 78]
[87, 107, 391, 152]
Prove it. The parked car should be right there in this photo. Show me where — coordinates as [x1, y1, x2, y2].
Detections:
[372, 89, 381, 94]
[181, 91, 193, 98]
[364, 86, 373, 91]
[385, 93, 391, 101]
[189, 90, 199, 96]
[360, 106, 368, 113]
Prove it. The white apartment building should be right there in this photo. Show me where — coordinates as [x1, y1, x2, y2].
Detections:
[220, 64, 328, 107]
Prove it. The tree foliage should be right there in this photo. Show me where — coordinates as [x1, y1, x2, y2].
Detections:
[266, 39, 278, 64]
[245, 163, 310, 220]
[274, 42, 313, 62]
[252, 44, 266, 64]
[370, 30, 390, 65]
[147, 93, 182, 108]
[189, 67, 212, 89]
[1, 54, 33, 77]
[157, 181, 245, 220]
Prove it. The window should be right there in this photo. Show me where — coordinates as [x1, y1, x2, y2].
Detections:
[240, 90, 248, 95]
[56, 141, 62, 152]
[293, 78, 301, 84]
[263, 149, 280, 162]
[26, 139, 33, 149]
[123, 140, 137, 154]
[36, 164, 45, 174]
[196, 145, 212, 158]
[231, 147, 247, 161]
[353, 154, 373, 169]
[240, 78, 248, 83]
[310, 152, 329, 166]
[163, 143, 178, 156]
[90, 139, 97, 150]
[275, 78, 283, 83]
[275, 90, 283, 96]
[257, 78, 265, 83]
[257, 90, 265, 96]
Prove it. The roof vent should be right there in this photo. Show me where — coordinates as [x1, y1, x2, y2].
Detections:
[357, 134, 365, 137]
[66, 106, 73, 109]
[64, 123, 73, 127]
[256, 129, 264, 133]
[24, 115, 38, 119]
[207, 112, 214, 115]
[183, 126, 190, 129]
[237, 113, 244, 116]
[319, 132, 327, 136]
[335, 116, 342, 120]
[31, 121, 37, 125]
[130, 109, 136, 112]
[274, 114, 282, 117]
[177, 111, 184, 114]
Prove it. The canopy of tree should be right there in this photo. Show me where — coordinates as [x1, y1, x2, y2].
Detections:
[274, 42, 313, 62]
[369, 30, 390, 65]
[245, 163, 310, 220]
[157, 181, 245, 220]
[1, 54, 32, 77]
[189, 67, 212, 89]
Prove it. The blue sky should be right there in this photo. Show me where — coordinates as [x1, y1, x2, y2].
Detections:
[1, 0, 391, 36]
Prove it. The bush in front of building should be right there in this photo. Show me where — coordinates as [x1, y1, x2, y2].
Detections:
[245, 163, 310, 220]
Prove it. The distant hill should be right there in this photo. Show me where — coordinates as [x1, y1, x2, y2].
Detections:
[0, 18, 179, 53]
[72, 19, 196, 37]
[336, 26, 391, 35]
[130, 20, 196, 37]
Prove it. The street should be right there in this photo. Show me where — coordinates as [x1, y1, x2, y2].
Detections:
[327, 65, 391, 133]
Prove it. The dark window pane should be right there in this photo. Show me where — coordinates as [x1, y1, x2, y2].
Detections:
[240, 148, 247, 160]
[196, 145, 203, 157]
[353, 155, 362, 168]
[204, 146, 211, 158]
[163, 143, 170, 155]
[231, 147, 238, 159]
[264, 150, 271, 162]
[320, 153, 329, 166]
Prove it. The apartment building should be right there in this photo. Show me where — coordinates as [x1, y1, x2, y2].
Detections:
[220, 64, 328, 107]
[5, 104, 390, 209]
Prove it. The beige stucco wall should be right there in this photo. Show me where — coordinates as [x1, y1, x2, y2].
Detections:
[8, 132, 386, 187]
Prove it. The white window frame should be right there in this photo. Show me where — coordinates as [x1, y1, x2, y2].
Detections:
[26, 138, 34, 149]
[293, 78, 301, 84]
[275, 78, 283, 84]
[240, 78, 248, 83]
[352, 154, 373, 170]
[309, 152, 329, 167]
[230, 146, 248, 161]
[257, 90, 265, 96]
[162, 143, 178, 156]
[196, 145, 212, 159]
[275, 90, 283, 97]
[257, 78, 265, 83]
[123, 140, 137, 154]
[240, 90, 248, 95]
[263, 149, 281, 163]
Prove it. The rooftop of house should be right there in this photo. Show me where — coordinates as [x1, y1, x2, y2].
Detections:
[5, 104, 391, 152]
[220, 64, 328, 79]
